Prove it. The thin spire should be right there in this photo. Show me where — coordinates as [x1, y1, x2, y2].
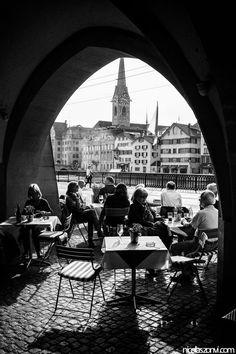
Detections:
[154, 101, 158, 136]
[146, 110, 148, 125]
[117, 58, 126, 86]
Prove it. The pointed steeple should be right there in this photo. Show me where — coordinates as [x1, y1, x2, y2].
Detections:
[154, 101, 158, 137]
[117, 58, 126, 87]
[111, 58, 131, 127]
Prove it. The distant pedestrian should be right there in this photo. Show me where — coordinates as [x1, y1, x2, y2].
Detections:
[85, 166, 93, 188]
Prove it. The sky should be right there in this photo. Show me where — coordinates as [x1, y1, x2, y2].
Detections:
[55, 57, 197, 133]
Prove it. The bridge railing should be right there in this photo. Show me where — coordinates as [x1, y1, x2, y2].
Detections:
[56, 170, 216, 192]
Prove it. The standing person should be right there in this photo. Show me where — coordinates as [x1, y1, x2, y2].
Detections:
[21, 183, 52, 259]
[160, 181, 182, 217]
[85, 165, 93, 188]
[65, 181, 104, 247]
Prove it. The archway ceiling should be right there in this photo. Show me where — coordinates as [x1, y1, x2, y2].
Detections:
[1, 1, 230, 208]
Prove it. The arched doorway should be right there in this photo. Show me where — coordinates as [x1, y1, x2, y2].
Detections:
[0, 1, 235, 315]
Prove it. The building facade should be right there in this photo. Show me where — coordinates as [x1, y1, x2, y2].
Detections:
[159, 122, 201, 174]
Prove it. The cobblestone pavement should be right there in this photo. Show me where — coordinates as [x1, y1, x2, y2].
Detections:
[0, 230, 234, 354]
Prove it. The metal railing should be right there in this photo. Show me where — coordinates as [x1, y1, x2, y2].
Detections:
[56, 170, 215, 192]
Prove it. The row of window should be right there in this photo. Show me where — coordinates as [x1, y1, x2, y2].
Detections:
[135, 152, 148, 157]
[161, 148, 200, 153]
[161, 157, 200, 162]
[134, 160, 148, 165]
[135, 145, 148, 150]
[161, 138, 199, 144]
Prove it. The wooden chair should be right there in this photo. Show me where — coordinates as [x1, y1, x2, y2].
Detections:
[55, 245, 106, 317]
[38, 212, 73, 265]
[103, 207, 130, 236]
[167, 229, 218, 303]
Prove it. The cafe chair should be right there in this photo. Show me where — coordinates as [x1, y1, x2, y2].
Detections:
[71, 221, 89, 245]
[38, 212, 73, 265]
[54, 245, 106, 317]
[167, 229, 218, 303]
[103, 207, 130, 236]
[160, 206, 175, 218]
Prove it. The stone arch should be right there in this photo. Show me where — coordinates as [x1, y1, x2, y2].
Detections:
[0, 2, 235, 314]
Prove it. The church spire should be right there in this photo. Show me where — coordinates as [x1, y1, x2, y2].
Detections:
[117, 58, 126, 87]
[111, 58, 131, 127]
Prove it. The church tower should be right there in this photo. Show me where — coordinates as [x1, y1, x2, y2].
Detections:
[111, 58, 131, 127]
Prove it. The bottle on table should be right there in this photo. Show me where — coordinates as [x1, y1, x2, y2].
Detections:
[173, 207, 178, 221]
[189, 207, 193, 218]
[16, 203, 21, 223]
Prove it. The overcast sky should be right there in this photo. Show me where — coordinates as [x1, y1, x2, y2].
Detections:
[55, 57, 197, 133]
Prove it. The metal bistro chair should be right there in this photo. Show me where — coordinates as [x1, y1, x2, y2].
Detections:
[103, 207, 130, 236]
[55, 245, 106, 317]
[167, 229, 218, 303]
[103, 206, 130, 288]
[38, 212, 73, 266]
[71, 220, 89, 245]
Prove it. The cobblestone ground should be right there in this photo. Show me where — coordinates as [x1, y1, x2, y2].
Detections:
[0, 229, 231, 354]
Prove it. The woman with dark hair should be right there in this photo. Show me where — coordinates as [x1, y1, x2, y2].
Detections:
[100, 183, 130, 227]
[128, 187, 172, 249]
[65, 181, 103, 247]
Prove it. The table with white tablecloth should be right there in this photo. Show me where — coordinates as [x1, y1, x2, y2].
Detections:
[102, 236, 171, 309]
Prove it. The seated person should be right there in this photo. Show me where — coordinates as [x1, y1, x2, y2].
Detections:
[21, 183, 52, 259]
[207, 182, 221, 214]
[100, 183, 130, 231]
[96, 176, 116, 202]
[131, 184, 145, 202]
[160, 181, 183, 217]
[170, 189, 218, 281]
[65, 181, 103, 247]
[128, 187, 172, 249]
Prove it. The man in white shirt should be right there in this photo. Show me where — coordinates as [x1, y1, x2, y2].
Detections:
[171, 189, 218, 256]
[160, 181, 182, 217]
[161, 181, 182, 208]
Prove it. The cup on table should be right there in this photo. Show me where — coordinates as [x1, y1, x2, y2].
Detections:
[167, 212, 173, 222]
[21, 215, 27, 221]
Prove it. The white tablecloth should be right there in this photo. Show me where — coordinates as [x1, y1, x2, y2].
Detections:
[102, 236, 171, 270]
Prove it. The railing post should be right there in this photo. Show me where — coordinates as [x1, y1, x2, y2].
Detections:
[144, 174, 147, 187]
[195, 175, 198, 192]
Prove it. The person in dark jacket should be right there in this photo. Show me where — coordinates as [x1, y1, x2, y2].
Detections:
[100, 183, 130, 228]
[96, 176, 116, 202]
[66, 181, 103, 247]
[128, 187, 172, 249]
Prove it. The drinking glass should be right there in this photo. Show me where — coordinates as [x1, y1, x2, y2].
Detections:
[117, 224, 124, 242]
[167, 212, 173, 223]
[98, 195, 104, 204]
